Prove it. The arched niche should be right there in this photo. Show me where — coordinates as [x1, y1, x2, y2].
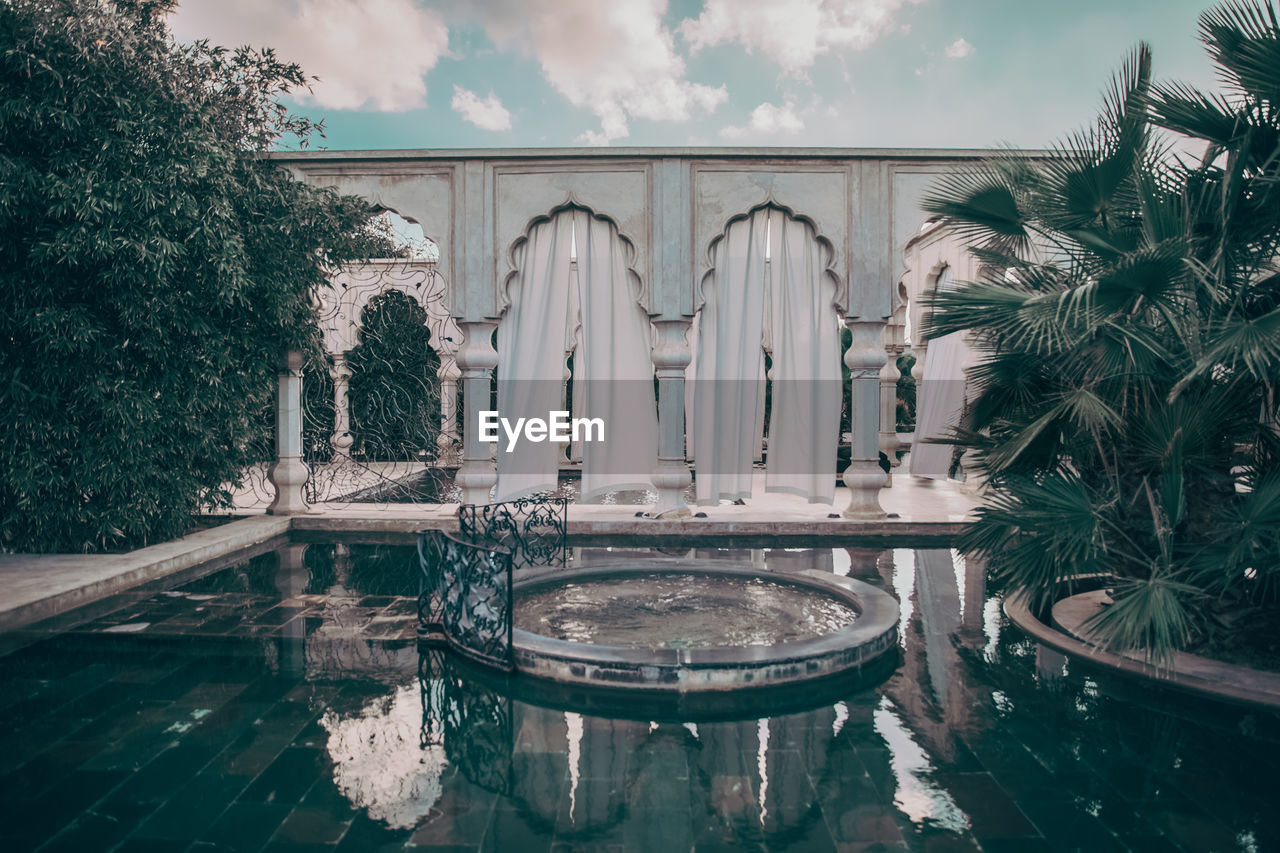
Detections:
[899, 221, 978, 348]
[492, 166, 651, 315]
[499, 202, 646, 321]
[694, 202, 841, 317]
[692, 168, 850, 313]
[291, 167, 456, 288]
[318, 208, 460, 364]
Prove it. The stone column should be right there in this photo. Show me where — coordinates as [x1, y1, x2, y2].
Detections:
[650, 319, 693, 517]
[436, 359, 461, 465]
[878, 324, 903, 487]
[842, 320, 887, 519]
[330, 351, 353, 457]
[454, 320, 498, 504]
[268, 350, 308, 515]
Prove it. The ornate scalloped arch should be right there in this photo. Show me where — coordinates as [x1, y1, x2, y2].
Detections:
[695, 202, 841, 317]
[497, 199, 646, 318]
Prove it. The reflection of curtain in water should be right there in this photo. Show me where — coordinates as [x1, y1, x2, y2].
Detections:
[691, 208, 840, 504]
[495, 210, 657, 500]
[913, 548, 962, 709]
[910, 266, 973, 479]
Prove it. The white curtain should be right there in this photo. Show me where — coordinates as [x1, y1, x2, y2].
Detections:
[495, 214, 574, 499]
[495, 210, 657, 501]
[691, 209, 770, 504]
[765, 214, 841, 503]
[910, 266, 973, 480]
[691, 208, 841, 504]
[574, 210, 658, 499]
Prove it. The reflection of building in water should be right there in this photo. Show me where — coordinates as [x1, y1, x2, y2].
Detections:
[270, 542, 418, 681]
[308, 546, 997, 845]
[321, 684, 448, 829]
[880, 548, 989, 772]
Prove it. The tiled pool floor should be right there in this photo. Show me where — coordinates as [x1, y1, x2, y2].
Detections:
[2, 543, 1278, 852]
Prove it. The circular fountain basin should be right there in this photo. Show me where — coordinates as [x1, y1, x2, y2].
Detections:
[510, 558, 899, 693]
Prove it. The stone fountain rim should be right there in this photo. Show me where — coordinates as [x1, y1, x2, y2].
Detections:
[507, 558, 899, 691]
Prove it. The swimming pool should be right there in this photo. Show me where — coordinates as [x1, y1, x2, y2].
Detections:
[2, 540, 1277, 851]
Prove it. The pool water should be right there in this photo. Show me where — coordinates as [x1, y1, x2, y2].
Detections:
[1, 542, 1278, 851]
[514, 571, 858, 648]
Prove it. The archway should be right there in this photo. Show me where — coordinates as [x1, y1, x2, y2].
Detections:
[688, 205, 843, 505]
[494, 206, 657, 501]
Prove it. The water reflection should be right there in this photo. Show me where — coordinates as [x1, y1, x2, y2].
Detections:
[321, 683, 447, 829]
[286, 546, 1280, 851]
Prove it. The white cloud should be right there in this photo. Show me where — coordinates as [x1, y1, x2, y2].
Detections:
[476, 0, 726, 145]
[944, 37, 973, 59]
[169, 0, 449, 112]
[450, 86, 512, 131]
[719, 101, 804, 140]
[681, 0, 921, 75]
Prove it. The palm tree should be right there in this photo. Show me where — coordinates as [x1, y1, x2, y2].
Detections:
[920, 0, 1280, 662]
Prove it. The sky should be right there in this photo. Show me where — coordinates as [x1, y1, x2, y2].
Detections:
[167, 0, 1226, 152]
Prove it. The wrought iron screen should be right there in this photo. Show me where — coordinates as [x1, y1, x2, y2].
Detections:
[417, 529, 514, 670]
[457, 496, 569, 569]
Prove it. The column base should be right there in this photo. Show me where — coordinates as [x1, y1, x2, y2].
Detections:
[267, 456, 310, 515]
[650, 462, 692, 517]
[842, 460, 887, 520]
[455, 462, 496, 506]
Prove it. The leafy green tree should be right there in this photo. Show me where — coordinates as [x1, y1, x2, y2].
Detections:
[922, 1, 1280, 661]
[0, 0, 387, 552]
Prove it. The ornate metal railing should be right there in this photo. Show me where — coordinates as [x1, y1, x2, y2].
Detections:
[418, 529, 514, 670]
[458, 495, 568, 569]
[417, 496, 568, 671]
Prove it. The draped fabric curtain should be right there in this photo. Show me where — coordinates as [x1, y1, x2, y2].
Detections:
[496, 215, 574, 500]
[691, 208, 770, 504]
[495, 209, 657, 501]
[574, 210, 658, 499]
[910, 265, 973, 479]
[766, 214, 841, 503]
[691, 208, 841, 505]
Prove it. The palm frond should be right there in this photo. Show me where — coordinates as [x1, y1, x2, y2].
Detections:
[1084, 574, 1198, 665]
[1149, 81, 1248, 146]
[1199, 0, 1280, 107]
[920, 161, 1033, 254]
[1175, 305, 1280, 390]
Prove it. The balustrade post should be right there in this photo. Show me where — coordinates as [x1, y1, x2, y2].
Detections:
[650, 318, 693, 517]
[436, 359, 462, 465]
[878, 323, 903, 487]
[454, 321, 498, 504]
[268, 350, 308, 515]
[330, 351, 353, 456]
[843, 320, 888, 519]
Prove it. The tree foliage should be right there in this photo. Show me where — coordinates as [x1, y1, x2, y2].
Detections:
[924, 1, 1280, 661]
[0, 0, 388, 552]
